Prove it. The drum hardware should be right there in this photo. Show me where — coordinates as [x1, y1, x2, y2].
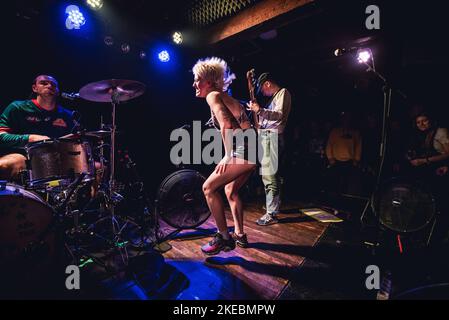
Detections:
[77, 79, 146, 265]
[54, 172, 87, 212]
[1, 78, 210, 281]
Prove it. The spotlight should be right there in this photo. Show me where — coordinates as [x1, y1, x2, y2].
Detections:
[121, 43, 130, 53]
[357, 49, 371, 63]
[139, 51, 147, 59]
[65, 5, 86, 30]
[86, 0, 103, 10]
[104, 36, 114, 46]
[158, 50, 170, 62]
[172, 31, 183, 45]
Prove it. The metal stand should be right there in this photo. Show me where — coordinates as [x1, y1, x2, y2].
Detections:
[110, 92, 118, 233]
[105, 90, 129, 266]
[359, 57, 407, 227]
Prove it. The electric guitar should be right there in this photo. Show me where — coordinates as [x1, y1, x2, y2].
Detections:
[246, 68, 259, 129]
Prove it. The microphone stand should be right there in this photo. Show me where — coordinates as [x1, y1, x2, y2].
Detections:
[359, 58, 407, 227]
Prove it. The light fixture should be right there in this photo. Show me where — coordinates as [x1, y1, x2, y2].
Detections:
[86, 0, 103, 10]
[65, 5, 86, 30]
[121, 43, 130, 53]
[172, 31, 183, 45]
[357, 49, 371, 63]
[158, 50, 170, 62]
[104, 36, 114, 46]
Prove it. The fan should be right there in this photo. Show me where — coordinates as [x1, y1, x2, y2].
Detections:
[372, 178, 436, 233]
[156, 169, 210, 229]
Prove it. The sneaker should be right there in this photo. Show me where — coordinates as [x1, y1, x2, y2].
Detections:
[232, 233, 248, 248]
[201, 233, 235, 255]
[256, 213, 278, 226]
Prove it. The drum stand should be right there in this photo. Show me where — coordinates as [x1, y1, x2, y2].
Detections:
[99, 90, 130, 266]
[48, 173, 108, 270]
[56, 90, 131, 271]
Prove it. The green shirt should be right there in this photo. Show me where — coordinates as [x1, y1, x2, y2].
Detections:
[0, 99, 76, 153]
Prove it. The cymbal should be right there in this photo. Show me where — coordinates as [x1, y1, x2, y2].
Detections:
[79, 79, 145, 103]
[59, 130, 118, 140]
[84, 130, 116, 139]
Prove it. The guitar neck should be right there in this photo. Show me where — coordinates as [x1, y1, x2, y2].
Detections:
[247, 69, 259, 129]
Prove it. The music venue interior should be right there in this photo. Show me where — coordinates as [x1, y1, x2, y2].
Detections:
[1, 0, 448, 302]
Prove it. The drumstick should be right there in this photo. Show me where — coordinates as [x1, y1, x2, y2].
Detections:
[59, 133, 76, 139]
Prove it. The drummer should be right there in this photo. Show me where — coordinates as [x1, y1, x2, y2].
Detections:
[0, 75, 78, 180]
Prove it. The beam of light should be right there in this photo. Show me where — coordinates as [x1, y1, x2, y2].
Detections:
[65, 5, 86, 30]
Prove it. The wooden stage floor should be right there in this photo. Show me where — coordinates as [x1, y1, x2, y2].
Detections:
[161, 201, 329, 300]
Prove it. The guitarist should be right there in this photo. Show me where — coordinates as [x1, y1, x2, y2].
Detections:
[247, 72, 292, 226]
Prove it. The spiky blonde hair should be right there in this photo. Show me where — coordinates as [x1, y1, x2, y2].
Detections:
[192, 57, 236, 92]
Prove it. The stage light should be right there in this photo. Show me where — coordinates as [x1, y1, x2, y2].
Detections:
[86, 0, 103, 10]
[172, 31, 183, 45]
[121, 43, 130, 53]
[65, 5, 86, 30]
[357, 49, 371, 63]
[158, 50, 170, 62]
[139, 51, 147, 59]
[104, 36, 114, 46]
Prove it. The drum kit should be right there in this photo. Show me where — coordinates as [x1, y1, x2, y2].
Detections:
[0, 79, 162, 274]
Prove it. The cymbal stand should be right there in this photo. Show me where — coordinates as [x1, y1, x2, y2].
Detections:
[106, 89, 129, 266]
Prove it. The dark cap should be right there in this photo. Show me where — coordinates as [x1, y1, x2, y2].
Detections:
[256, 72, 271, 94]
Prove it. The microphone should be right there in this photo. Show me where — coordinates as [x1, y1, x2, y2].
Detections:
[61, 92, 80, 100]
[334, 47, 359, 57]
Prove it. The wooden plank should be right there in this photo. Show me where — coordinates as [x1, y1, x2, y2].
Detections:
[162, 200, 328, 299]
[204, 0, 315, 44]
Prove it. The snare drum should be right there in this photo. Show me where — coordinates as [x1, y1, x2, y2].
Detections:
[26, 138, 95, 188]
[0, 182, 56, 267]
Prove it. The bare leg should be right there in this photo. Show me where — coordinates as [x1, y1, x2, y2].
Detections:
[203, 158, 255, 237]
[225, 170, 253, 236]
[0, 153, 26, 181]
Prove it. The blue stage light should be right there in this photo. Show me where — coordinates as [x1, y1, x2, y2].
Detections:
[65, 5, 86, 30]
[158, 50, 170, 63]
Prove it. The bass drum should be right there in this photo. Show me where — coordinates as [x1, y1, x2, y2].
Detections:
[157, 170, 210, 229]
[0, 183, 56, 268]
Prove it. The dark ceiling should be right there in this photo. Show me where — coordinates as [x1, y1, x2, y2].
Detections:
[6, 0, 448, 111]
